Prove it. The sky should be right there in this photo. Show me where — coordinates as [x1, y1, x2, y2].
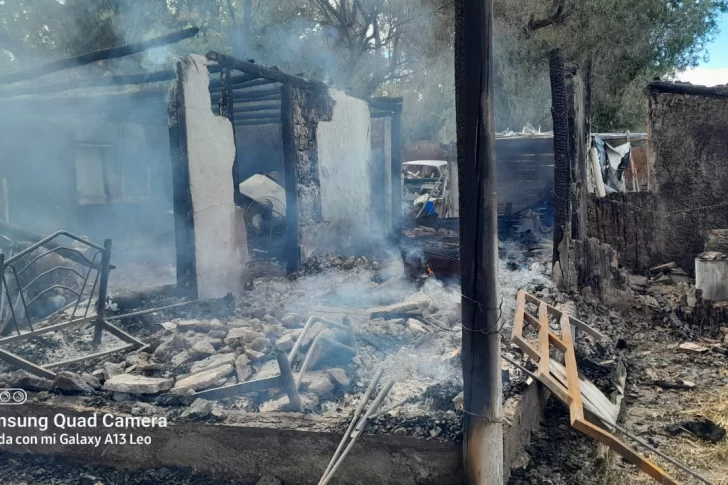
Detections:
[677, 12, 728, 86]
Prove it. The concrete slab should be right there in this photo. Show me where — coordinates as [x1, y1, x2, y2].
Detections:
[0, 382, 549, 484]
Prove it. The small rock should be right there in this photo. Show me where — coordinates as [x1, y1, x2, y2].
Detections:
[235, 355, 253, 382]
[160, 321, 177, 332]
[104, 375, 174, 394]
[244, 348, 267, 361]
[255, 360, 281, 380]
[180, 398, 214, 419]
[13, 375, 53, 392]
[679, 342, 709, 353]
[172, 364, 234, 393]
[275, 334, 296, 351]
[211, 404, 227, 420]
[406, 319, 427, 335]
[102, 362, 125, 380]
[258, 395, 288, 413]
[153, 341, 174, 362]
[92, 369, 106, 382]
[112, 392, 130, 402]
[224, 327, 254, 345]
[263, 314, 282, 326]
[300, 371, 334, 397]
[189, 341, 216, 359]
[170, 351, 192, 368]
[250, 336, 270, 352]
[208, 330, 228, 339]
[125, 353, 149, 367]
[177, 319, 224, 332]
[325, 368, 350, 387]
[189, 353, 236, 374]
[53, 372, 95, 393]
[79, 474, 102, 485]
[226, 318, 249, 328]
[281, 314, 301, 329]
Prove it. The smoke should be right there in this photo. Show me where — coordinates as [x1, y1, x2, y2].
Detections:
[0, 4, 183, 291]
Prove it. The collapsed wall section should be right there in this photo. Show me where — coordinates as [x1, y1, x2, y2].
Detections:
[168, 54, 247, 298]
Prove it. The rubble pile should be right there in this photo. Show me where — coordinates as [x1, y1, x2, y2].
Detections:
[0, 246, 556, 443]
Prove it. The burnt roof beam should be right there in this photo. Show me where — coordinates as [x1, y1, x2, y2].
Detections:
[0, 27, 200, 86]
[206, 51, 327, 91]
[649, 81, 728, 99]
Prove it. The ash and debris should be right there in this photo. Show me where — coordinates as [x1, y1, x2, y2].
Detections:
[0, 450, 277, 485]
[509, 256, 728, 484]
[0, 241, 556, 444]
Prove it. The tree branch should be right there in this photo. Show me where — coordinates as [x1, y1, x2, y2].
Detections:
[526, 0, 567, 36]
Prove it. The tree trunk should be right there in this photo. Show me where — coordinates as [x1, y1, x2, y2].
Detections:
[242, 0, 253, 50]
[550, 49, 572, 282]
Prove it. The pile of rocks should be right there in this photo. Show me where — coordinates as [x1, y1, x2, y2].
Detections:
[81, 314, 356, 412]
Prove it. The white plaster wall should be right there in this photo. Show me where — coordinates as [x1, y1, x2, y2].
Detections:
[179, 55, 247, 298]
[315, 89, 372, 248]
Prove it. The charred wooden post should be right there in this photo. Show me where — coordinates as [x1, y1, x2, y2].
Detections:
[455, 0, 503, 482]
[280, 83, 300, 274]
[391, 107, 403, 236]
[219, 63, 243, 207]
[93, 239, 112, 345]
[549, 49, 572, 284]
[168, 68, 198, 298]
[567, 69, 588, 240]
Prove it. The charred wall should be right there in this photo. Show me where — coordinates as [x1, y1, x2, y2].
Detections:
[287, 86, 332, 262]
[649, 86, 728, 273]
[585, 86, 728, 275]
[586, 193, 657, 272]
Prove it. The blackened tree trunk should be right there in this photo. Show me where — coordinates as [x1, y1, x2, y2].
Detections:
[550, 49, 572, 276]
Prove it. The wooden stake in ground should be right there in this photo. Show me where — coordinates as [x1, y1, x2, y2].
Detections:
[454, 0, 503, 483]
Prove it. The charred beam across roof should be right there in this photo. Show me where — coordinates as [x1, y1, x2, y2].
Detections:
[234, 118, 280, 126]
[0, 27, 200, 86]
[0, 65, 224, 98]
[367, 96, 403, 112]
[209, 78, 276, 92]
[648, 81, 728, 99]
[205, 51, 327, 91]
[209, 88, 281, 103]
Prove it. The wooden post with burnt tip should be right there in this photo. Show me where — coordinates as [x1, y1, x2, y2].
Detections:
[454, 0, 503, 482]
[93, 239, 112, 345]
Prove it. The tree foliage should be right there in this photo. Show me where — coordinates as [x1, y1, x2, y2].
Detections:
[0, 0, 725, 138]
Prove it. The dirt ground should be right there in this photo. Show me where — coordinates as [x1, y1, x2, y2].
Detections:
[0, 451, 248, 485]
[508, 289, 728, 485]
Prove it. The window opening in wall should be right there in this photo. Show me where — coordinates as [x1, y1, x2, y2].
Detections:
[76, 142, 152, 205]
